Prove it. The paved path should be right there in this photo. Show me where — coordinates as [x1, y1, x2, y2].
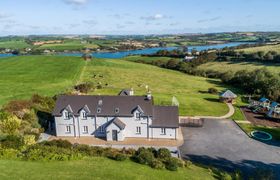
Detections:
[179, 119, 280, 178]
[180, 103, 235, 121]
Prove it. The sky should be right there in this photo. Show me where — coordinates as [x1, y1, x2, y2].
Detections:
[0, 0, 280, 35]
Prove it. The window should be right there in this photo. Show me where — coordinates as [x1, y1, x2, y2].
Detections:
[136, 113, 141, 120]
[161, 128, 166, 135]
[82, 112, 87, 119]
[136, 127, 141, 134]
[64, 112, 70, 119]
[97, 108, 101, 113]
[115, 108, 119, 114]
[83, 126, 88, 134]
[66, 126, 71, 133]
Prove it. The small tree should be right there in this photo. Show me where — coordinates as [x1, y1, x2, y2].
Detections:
[0, 115, 21, 135]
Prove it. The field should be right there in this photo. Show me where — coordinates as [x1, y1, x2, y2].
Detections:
[37, 40, 99, 51]
[0, 157, 224, 180]
[0, 56, 84, 105]
[0, 55, 229, 116]
[237, 44, 280, 54]
[197, 61, 280, 74]
[0, 40, 31, 49]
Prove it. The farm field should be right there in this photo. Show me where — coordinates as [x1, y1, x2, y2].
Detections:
[0, 157, 224, 180]
[237, 44, 280, 54]
[0, 55, 229, 116]
[0, 56, 84, 105]
[36, 40, 99, 51]
[0, 40, 31, 49]
[197, 61, 280, 74]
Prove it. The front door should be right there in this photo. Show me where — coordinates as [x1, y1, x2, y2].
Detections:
[112, 130, 118, 141]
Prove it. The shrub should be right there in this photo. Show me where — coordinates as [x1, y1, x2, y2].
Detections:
[120, 148, 136, 156]
[0, 148, 20, 160]
[74, 82, 94, 93]
[0, 115, 21, 135]
[165, 157, 180, 171]
[0, 135, 24, 149]
[150, 159, 165, 169]
[156, 148, 171, 162]
[41, 139, 72, 149]
[184, 160, 192, 168]
[23, 135, 36, 146]
[114, 153, 127, 161]
[208, 88, 218, 94]
[133, 148, 154, 165]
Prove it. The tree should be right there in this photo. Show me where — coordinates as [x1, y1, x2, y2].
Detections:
[0, 115, 21, 135]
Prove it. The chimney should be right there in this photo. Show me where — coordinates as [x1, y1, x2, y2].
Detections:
[129, 88, 134, 96]
[146, 91, 152, 100]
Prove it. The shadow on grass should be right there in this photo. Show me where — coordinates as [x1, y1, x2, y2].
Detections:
[181, 154, 280, 180]
[204, 98, 220, 103]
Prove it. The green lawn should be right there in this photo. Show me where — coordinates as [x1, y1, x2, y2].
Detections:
[197, 61, 280, 74]
[0, 56, 84, 105]
[0, 157, 224, 180]
[0, 55, 229, 116]
[0, 40, 31, 49]
[37, 40, 99, 51]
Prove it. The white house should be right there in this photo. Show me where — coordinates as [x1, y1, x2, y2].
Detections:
[52, 90, 179, 141]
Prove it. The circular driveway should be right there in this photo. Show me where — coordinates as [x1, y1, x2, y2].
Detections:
[179, 119, 280, 178]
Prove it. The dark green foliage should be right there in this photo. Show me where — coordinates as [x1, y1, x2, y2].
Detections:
[208, 88, 218, 94]
[150, 159, 165, 169]
[113, 153, 127, 161]
[156, 148, 171, 162]
[250, 168, 275, 180]
[74, 82, 94, 93]
[0, 135, 24, 149]
[40, 139, 73, 149]
[133, 147, 154, 165]
[165, 157, 180, 171]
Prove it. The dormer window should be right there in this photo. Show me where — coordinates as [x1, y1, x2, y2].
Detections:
[64, 111, 70, 119]
[97, 108, 101, 113]
[136, 113, 141, 119]
[82, 112, 87, 119]
[115, 108, 119, 114]
[98, 100, 103, 106]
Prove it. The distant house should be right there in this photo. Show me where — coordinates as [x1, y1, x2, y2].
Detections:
[82, 53, 92, 61]
[52, 90, 179, 141]
[259, 97, 271, 108]
[183, 56, 195, 62]
[219, 90, 237, 103]
[118, 89, 134, 96]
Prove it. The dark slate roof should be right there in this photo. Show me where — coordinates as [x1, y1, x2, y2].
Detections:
[220, 90, 237, 98]
[151, 106, 179, 128]
[105, 118, 126, 130]
[52, 95, 154, 117]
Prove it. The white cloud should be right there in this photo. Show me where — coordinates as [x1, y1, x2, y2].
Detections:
[141, 14, 171, 21]
[63, 0, 89, 6]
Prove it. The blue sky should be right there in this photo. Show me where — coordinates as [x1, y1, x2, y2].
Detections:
[0, 0, 280, 35]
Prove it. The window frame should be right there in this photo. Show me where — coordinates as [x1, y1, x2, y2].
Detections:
[161, 128, 166, 135]
[136, 112, 141, 120]
[136, 126, 141, 134]
[64, 111, 70, 120]
[97, 108, 101, 114]
[81, 111, 87, 119]
[82, 126, 88, 134]
[65, 125, 71, 133]
[115, 108, 120, 114]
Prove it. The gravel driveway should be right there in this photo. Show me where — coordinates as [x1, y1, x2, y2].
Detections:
[179, 119, 280, 178]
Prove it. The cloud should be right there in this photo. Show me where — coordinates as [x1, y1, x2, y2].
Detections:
[63, 0, 89, 6]
[0, 12, 12, 20]
[197, 16, 221, 23]
[141, 14, 171, 21]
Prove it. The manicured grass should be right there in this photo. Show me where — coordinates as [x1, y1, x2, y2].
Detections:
[80, 59, 228, 116]
[197, 61, 280, 74]
[237, 44, 280, 54]
[0, 56, 84, 105]
[238, 123, 280, 141]
[0, 157, 223, 180]
[0, 40, 31, 49]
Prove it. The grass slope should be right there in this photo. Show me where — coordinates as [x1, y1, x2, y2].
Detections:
[1, 55, 228, 116]
[81, 59, 228, 116]
[0, 40, 31, 49]
[0, 56, 84, 105]
[238, 44, 280, 54]
[197, 61, 280, 74]
[0, 158, 219, 180]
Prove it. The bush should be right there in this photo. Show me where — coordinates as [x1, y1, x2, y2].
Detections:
[156, 148, 171, 162]
[114, 153, 127, 161]
[41, 139, 72, 149]
[74, 82, 94, 93]
[150, 159, 165, 169]
[208, 88, 218, 94]
[133, 148, 154, 165]
[165, 157, 180, 171]
[184, 160, 192, 168]
[0, 135, 24, 149]
[0, 148, 20, 160]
